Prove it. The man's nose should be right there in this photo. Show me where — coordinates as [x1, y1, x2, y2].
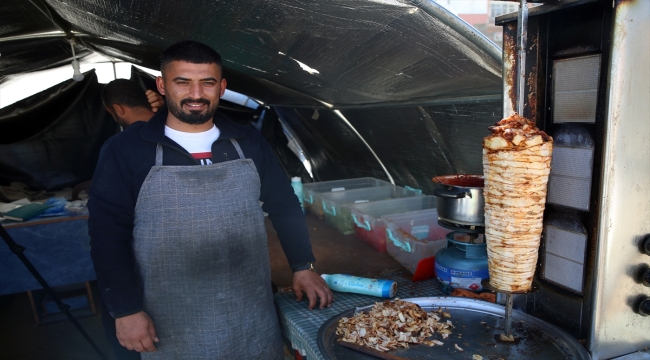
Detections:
[188, 82, 202, 99]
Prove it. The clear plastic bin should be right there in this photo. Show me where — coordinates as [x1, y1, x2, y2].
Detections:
[383, 209, 451, 274]
[302, 178, 392, 218]
[350, 196, 438, 252]
[320, 185, 423, 235]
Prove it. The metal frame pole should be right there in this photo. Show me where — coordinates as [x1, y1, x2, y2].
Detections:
[0, 224, 106, 359]
[516, 0, 529, 116]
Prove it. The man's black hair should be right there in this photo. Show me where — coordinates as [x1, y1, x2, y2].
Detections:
[101, 79, 150, 109]
[160, 40, 222, 73]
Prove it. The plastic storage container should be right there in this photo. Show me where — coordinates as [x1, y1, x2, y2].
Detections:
[350, 196, 437, 252]
[320, 185, 423, 235]
[302, 177, 392, 218]
[383, 208, 450, 274]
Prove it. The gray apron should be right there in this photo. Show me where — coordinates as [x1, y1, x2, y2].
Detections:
[133, 139, 283, 359]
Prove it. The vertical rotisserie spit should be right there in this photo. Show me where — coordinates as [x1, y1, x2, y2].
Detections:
[483, 114, 553, 292]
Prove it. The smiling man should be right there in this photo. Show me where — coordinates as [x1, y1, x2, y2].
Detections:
[88, 40, 332, 359]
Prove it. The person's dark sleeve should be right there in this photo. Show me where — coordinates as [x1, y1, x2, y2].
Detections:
[257, 134, 315, 269]
[88, 140, 143, 318]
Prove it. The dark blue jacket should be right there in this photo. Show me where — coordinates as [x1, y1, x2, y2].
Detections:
[88, 108, 314, 318]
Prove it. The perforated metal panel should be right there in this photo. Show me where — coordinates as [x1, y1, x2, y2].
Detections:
[548, 146, 594, 211]
[542, 225, 588, 294]
[544, 253, 585, 293]
[553, 55, 601, 123]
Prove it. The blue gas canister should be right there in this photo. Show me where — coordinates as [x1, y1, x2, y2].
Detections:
[435, 231, 489, 292]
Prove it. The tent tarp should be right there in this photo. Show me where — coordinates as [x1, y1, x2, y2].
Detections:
[275, 99, 500, 193]
[0, 71, 119, 191]
[0, 0, 504, 192]
[1, 0, 501, 107]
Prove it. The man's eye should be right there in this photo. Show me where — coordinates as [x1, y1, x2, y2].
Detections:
[176, 81, 188, 85]
[204, 82, 215, 86]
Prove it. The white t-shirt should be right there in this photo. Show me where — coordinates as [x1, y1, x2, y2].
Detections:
[165, 125, 220, 165]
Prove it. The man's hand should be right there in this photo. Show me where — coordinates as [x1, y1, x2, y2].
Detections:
[115, 311, 159, 352]
[145, 90, 165, 113]
[293, 270, 334, 310]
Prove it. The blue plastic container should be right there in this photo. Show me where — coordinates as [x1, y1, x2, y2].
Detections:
[435, 231, 488, 292]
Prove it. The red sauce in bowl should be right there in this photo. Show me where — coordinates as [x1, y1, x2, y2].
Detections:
[432, 175, 484, 188]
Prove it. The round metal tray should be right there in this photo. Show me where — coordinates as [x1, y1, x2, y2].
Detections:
[317, 297, 591, 360]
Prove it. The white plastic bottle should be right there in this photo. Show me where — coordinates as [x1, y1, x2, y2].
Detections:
[291, 177, 304, 213]
[321, 274, 397, 298]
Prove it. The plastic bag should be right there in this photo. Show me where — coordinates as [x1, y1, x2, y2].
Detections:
[37, 198, 71, 217]
[65, 199, 89, 215]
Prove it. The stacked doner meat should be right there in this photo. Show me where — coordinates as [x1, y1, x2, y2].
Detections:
[483, 114, 553, 292]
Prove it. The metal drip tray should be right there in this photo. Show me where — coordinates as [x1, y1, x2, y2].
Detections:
[317, 297, 590, 360]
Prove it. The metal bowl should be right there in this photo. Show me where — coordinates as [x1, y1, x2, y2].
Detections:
[432, 175, 485, 226]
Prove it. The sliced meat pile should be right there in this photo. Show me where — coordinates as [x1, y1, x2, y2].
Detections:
[482, 113, 553, 292]
[336, 299, 454, 352]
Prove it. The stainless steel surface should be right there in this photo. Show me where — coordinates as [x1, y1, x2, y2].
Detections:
[612, 351, 650, 360]
[516, 0, 528, 116]
[591, 1, 650, 359]
[317, 297, 591, 360]
[505, 293, 514, 336]
[432, 175, 485, 227]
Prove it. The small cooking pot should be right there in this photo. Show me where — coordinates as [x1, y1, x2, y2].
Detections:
[432, 175, 485, 227]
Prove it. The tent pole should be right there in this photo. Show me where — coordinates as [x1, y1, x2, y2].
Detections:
[0, 224, 107, 360]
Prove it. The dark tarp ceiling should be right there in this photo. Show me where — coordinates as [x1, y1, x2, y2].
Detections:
[0, 0, 504, 194]
[1, 0, 502, 107]
[275, 100, 501, 194]
[0, 71, 119, 191]
[0, 66, 311, 192]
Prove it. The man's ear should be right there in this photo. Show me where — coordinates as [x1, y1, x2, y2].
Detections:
[220, 78, 227, 97]
[111, 104, 127, 118]
[156, 76, 166, 96]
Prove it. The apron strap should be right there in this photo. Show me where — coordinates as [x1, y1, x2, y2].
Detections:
[229, 139, 246, 160]
[155, 143, 163, 166]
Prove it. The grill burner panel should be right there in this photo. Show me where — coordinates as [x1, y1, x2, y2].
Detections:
[438, 219, 484, 234]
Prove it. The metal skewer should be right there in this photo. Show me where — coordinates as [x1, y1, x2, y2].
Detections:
[517, 0, 528, 116]
[504, 293, 514, 336]
[516, 0, 529, 116]
[502, 0, 529, 337]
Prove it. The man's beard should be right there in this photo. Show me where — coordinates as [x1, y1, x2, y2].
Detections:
[168, 97, 218, 125]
